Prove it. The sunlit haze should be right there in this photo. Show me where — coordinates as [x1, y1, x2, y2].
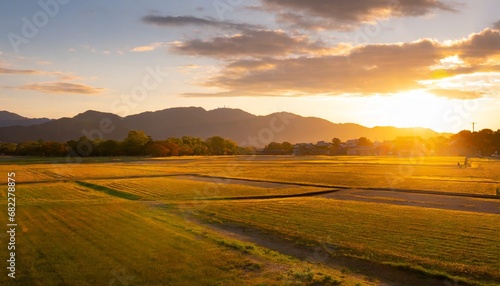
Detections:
[1, 0, 499, 133]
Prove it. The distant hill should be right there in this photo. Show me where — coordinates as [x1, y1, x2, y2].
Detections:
[0, 107, 440, 146]
[0, 111, 51, 128]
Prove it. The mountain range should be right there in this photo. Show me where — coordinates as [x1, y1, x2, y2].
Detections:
[0, 111, 51, 128]
[0, 107, 442, 146]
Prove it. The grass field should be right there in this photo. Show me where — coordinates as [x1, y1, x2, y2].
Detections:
[188, 156, 500, 195]
[0, 156, 498, 285]
[193, 198, 499, 285]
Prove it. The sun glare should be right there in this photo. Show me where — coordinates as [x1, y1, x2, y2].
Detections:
[379, 90, 450, 129]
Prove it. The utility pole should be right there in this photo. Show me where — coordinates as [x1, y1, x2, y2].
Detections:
[471, 122, 476, 132]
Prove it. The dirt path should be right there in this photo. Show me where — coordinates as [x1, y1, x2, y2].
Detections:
[190, 217, 464, 286]
[22, 173, 499, 214]
[180, 175, 500, 214]
[321, 189, 500, 214]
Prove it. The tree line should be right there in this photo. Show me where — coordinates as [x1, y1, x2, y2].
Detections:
[0, 128, 499, 157]
[0, 130, 255, 157]
[262, 129, 500, 157]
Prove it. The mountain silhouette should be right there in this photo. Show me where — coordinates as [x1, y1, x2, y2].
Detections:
[0, 107, 439, 146]
[0, 110, 51, 128]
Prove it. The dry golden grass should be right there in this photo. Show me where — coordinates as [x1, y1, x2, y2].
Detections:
[194, 197, 500, 285]
[0, 182, 373, 286]
[0, 156, 498, 285]
[86, 176, 329, 201]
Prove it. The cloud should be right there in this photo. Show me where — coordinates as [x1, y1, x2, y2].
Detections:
[183, 90, 278, 97]
[130, 42, 165, 52]
[494, 20, 500, 30]
[19, 82, 104, 95]
[0, 66, 83, 81]
[180, 64, 200, 69]
[141, 15, 259, 30]
[420, 72, 500, 97]
[200, 40, 441, 96]
[0, 67, 43, 75]
[187, 29, 500, 99]
[261, 0, 456, 30]
[452, 28, 500, 59]
[429, 89, 484, 99]
[36, 60, 52, 65]
[171, 30, 326, 58]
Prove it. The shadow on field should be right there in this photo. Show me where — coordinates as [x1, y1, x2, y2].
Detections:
[190, 216, 476, 286]
[197, 189, 341, 200]
[75, 181, 141, 200]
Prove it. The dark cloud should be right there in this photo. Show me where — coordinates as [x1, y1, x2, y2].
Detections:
[19, 82, 104, 95]
[454, 29, 500, 59]
[141, 15, 259, 30]
[171, 30, 326, 58]
[262, 0, 456, 30]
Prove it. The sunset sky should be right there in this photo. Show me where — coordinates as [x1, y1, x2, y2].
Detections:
[1, 0, 499, 133]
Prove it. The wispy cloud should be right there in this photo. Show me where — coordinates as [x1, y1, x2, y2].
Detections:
[80, 45, 114, 55]
[130, 42, 165, 52]
[141, 15, 260, 30]
[420, 72, 500, 98]
[36, 60, 52, 65]
[429, 89, 484, 99]
[0, 67, 43, 75]
[19, 82, 104, 95]
[0, 66, 82, 81]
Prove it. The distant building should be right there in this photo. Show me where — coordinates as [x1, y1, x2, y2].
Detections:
[342, 138, 374, 155]
[316, 141, 331, 148]
[344, 139, 358, 148]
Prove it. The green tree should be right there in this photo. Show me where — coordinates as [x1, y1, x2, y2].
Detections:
[15, 141, 42, 156]
[206, 136, 226, 155]
[0, 143, 17, 155]
[224, 139, 238, 155]
[95, 140, 120, 156]
[123, 130, 151, 155]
